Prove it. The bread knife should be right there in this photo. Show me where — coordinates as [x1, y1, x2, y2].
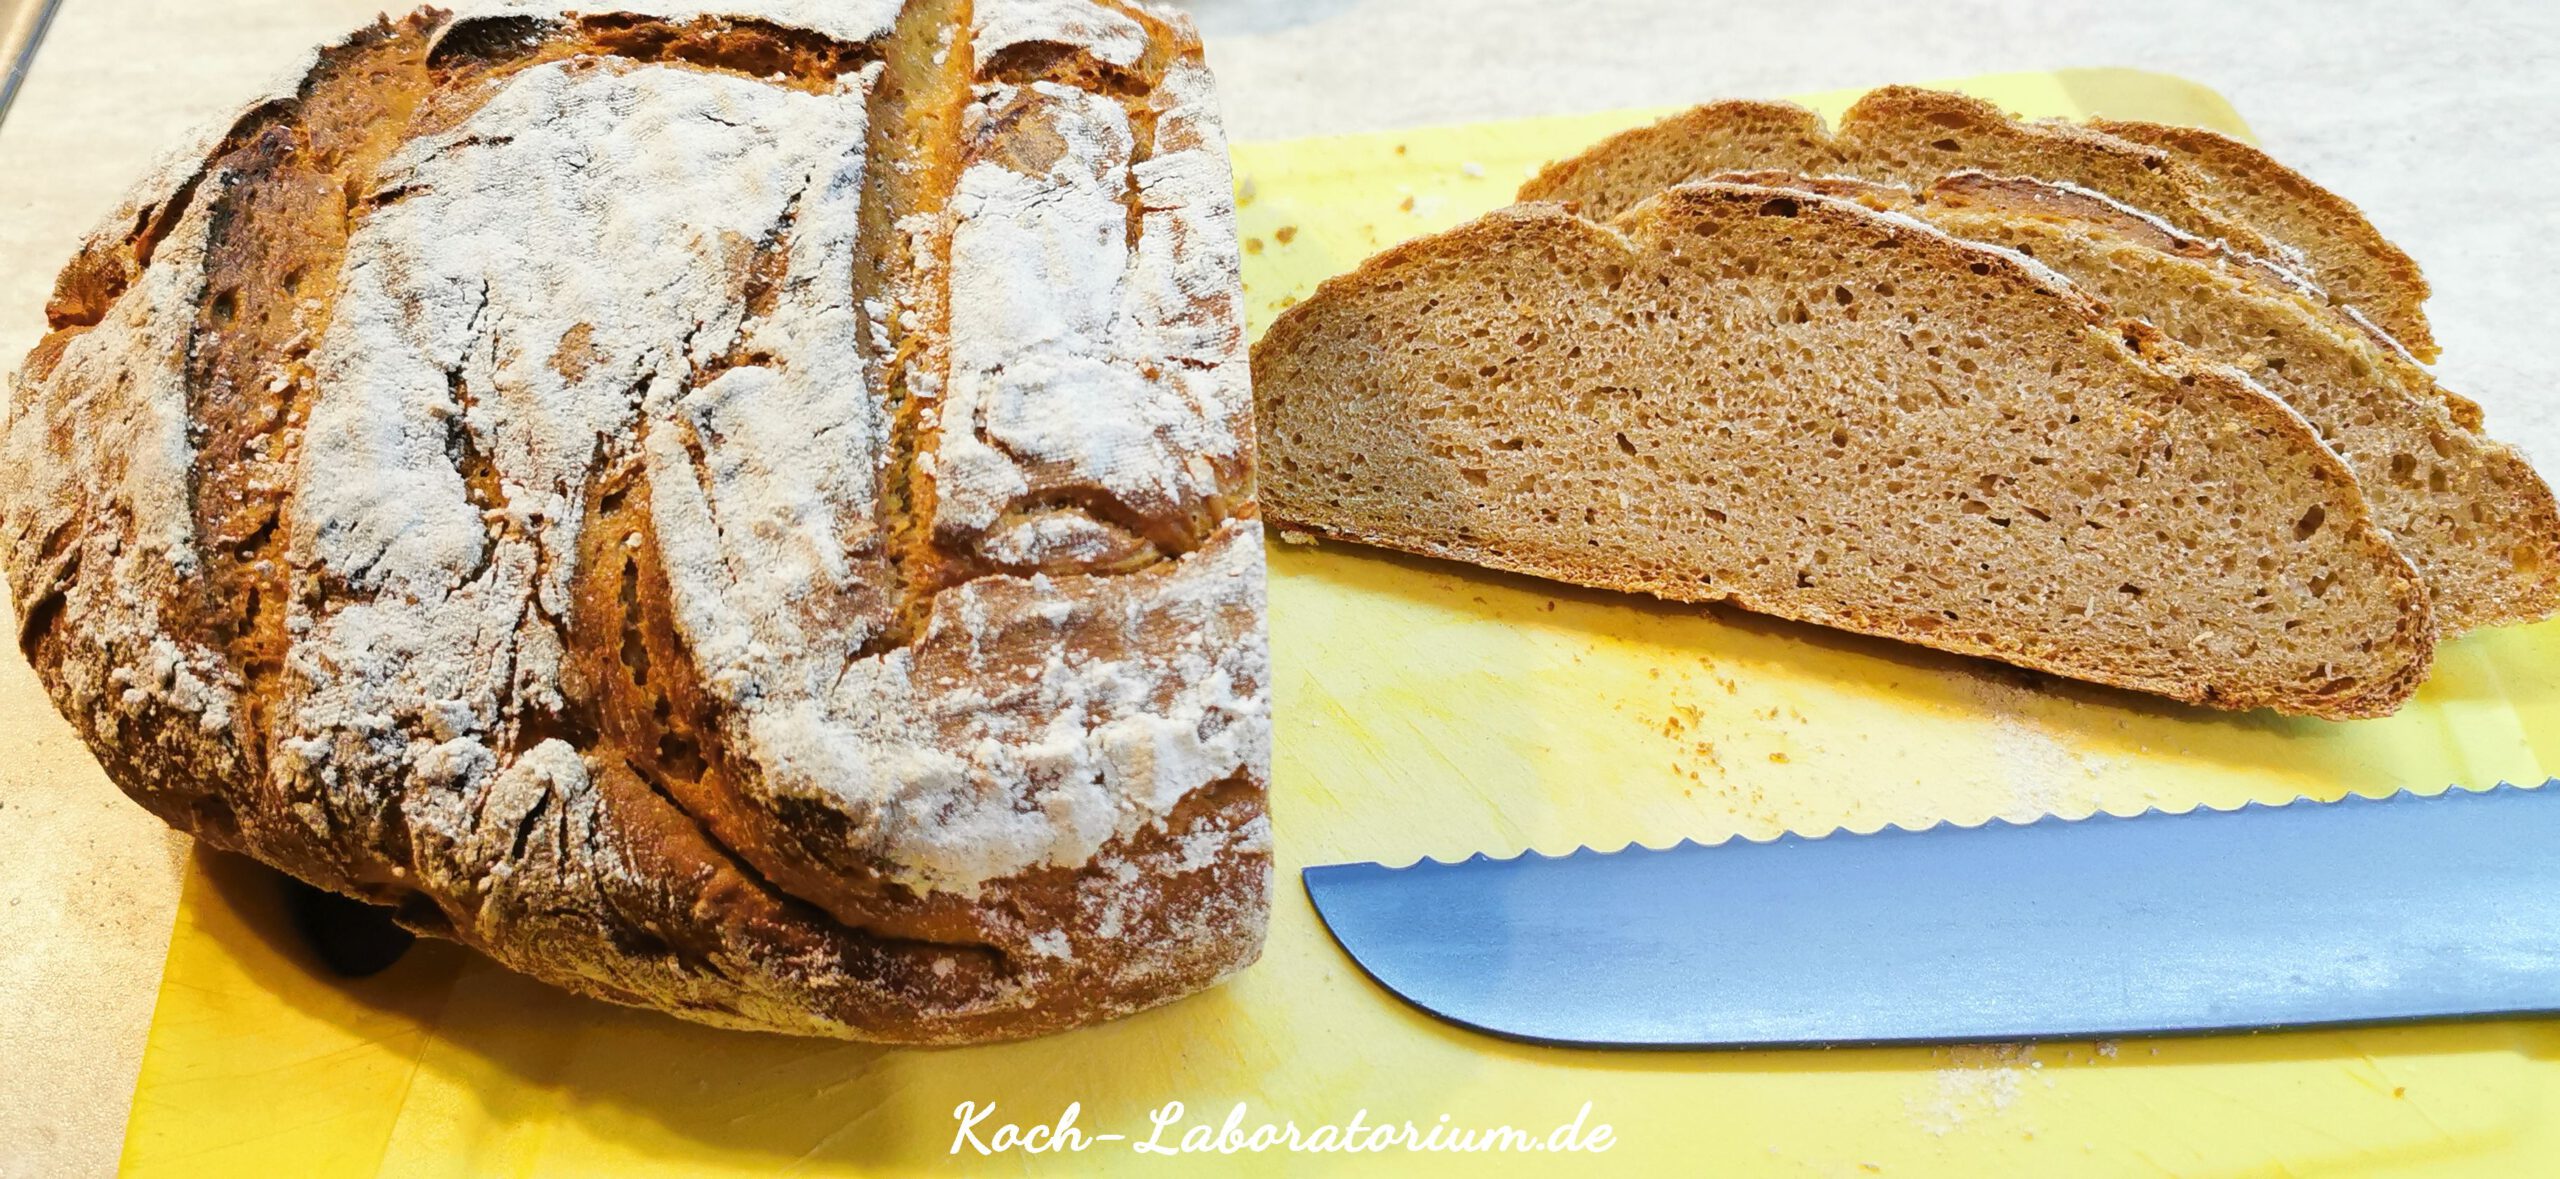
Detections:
[1304, 781, 2560, 1047]
[0, 0, 60, 129]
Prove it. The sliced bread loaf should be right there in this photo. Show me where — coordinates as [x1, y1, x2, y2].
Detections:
[1520, 88, 2432, 358]
[1253, 184, 2435, 718]
[1706, 170, 2560, 631]
[2091, 118, 2436, 360]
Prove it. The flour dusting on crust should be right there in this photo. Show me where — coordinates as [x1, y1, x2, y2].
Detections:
[1, 1, 1268, 1042]
[2, 182, 236, 755]
[971, 0, 1147, 67]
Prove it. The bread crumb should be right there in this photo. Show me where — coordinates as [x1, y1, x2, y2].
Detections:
[1393, 143, 1407, 156]
[1278, 529, 1317, 545]
[1907, 1044, 2036, 1136]
[1274, 225, 1297, 245]
[1398, 195, 1416, 212]
[1244, 237, 1263, 255]
[1236, 174, 1256, 205]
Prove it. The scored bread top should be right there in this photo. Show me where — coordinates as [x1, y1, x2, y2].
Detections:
[1519, 87, 2432, 361]
[1254, 183, 2436, 717]
[2, 0, 1268, 1042]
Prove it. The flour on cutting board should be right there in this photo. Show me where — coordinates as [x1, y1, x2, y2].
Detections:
[1951, 671, 2125, 822]
[1905, 1043, 2053, 1137]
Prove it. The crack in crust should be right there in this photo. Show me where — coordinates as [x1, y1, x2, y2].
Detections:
[0, 0, 1267, 1043]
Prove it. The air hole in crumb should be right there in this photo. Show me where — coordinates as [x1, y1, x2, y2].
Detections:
[2295, 504, 2325, 541]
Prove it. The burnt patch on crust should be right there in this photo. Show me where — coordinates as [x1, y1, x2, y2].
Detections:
[422, 13, 558, 71]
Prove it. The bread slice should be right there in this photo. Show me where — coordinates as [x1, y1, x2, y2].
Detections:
[1253, 183, 2436, 718]
[2091, 118, 2436, 360]
[1520, 88, 2432, 357]
[1706, 169, 2560, 631]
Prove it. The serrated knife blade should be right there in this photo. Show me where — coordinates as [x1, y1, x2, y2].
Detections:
[1303, 782, 2560, 1048]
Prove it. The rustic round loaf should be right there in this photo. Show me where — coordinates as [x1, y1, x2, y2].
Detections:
[0, 0, 1269, 1042]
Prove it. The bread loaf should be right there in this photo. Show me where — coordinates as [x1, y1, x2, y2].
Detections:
[1, 0, 1269, 1043]
[1253, 185, 2435, 718]
[1705, 169, 2560, 631]
[1520, 88, 2437, 359]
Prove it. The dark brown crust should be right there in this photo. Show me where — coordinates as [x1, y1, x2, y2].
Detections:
[1, 3, 1267, 1044]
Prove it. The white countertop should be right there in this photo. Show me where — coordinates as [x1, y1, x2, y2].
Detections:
[2, 0, 2554, 1173]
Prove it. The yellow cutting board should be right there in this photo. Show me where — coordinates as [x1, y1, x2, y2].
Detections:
[120, 69, 2560, 1176]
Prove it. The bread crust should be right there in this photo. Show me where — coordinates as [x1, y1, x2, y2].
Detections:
[1521, 87, 2433, 363]
[2, 0, 1269, 1043]
[2090, 118, 2437, 361]
[1255, 189, 2436, 719]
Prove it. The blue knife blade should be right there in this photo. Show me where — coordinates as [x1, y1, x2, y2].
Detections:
[1303, 781, 2560, 1048]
